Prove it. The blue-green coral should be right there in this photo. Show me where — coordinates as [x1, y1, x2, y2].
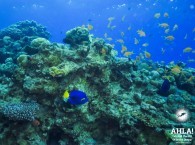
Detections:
[0, 21, 194, 145]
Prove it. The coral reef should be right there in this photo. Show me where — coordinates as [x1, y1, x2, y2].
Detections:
[0, 21, 194, 145]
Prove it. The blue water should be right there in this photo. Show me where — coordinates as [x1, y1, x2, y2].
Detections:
[0, 0, 195, 67]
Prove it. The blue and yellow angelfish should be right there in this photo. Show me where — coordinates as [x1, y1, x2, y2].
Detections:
[63, 90, 88, 105]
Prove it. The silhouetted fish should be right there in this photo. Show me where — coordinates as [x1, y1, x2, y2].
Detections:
[88, 18, 92, 22]
[158, 79, 170, 97]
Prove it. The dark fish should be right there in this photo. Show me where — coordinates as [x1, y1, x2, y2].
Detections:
[158, 79, 170, 97]
[88, 18, 92, 22]
[47, 127, 63, 145]
[68, 90, 88, 105]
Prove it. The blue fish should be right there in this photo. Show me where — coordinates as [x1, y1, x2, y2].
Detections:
[158, 79, 170, 96]
[67, 90, 88, 105]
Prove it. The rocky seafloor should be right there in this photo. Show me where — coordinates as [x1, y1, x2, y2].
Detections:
[0, 20, 194, 145]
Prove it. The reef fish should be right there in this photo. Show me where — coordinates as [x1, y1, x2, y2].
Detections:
[163, 12, 169, 17]
[165, 35, 175, 41]
[137, 30, 146, 37]
[144, 51, 151, 58]
[154, 13, 161, 18]
[158, 79, 170, 96]
[183, 47, 192, 53]
[63, 90, 88, 105]
[159, 23, 169, 28]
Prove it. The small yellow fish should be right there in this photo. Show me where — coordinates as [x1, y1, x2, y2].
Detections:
[121, 45, 127, 53]
[87, 24, 93, 30]
[108, 17, 115, 21]
[144, 51, 151, 58]
[127, 26, 131, 30]
[117, 39, 124, 44]
[124, 51, 134, 57]
[81, 25, 86, 28]
[172, 24, 178, 31]
[137, 30, 146, 37]
[121, 32, 125, 37]
[121, 15, 125, 22]
[134, 38, 139, 45]
[171, 65, 181, 75]
[142, 43, 149, 47]
[163, 12, 169, 17]
[101, 48, 107, 55]
[165, 35, 175, 41]
[63, 90, 69, 101]
[111, 25, 116, 30]
[188, 59, 195, 63]
[154, 13, 161, 18]
[107, 22, 111, 28]
[106, 37, 112, 41]
[135, 56, 141, 62]
[183, 47, 192, 53]
[164, 29, 169, 34]
[186, 76, 194, 83]
[169, 61, 175, 65]
[159, 23, 169, 28]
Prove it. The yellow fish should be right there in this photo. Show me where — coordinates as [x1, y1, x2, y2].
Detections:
[63, 90, 69, 101]
[169, 61, 175, 65]
[137, 30, 146, 37]
[124, 51, 134, 57]
[171, 65, 181, 75]
[108, 17, 115, 21]
[106, 37, 112, 41]
[121, 32, 125, 37]
[111, 25, 116, 30]
[154, 13, 161, 18]
[163, 12, 169, 17]
[188, 59, 195, 63]
[121, 45, 127, 53]
[87, 24, 93, 30]
[127, 26, 131, 30]
[117, 39, 124, 44]
[107, 22, 111, 28]
[165, 35, 175, 41]
[159, 23, 169, 28]
[183, 47, 192, 53]
[144, 51, 151, 58]
[81, 25, 86, 28]
[134, 38, 139, 45]
[172, 24, 178, 31]
[164, 29, 169, 34]
[101, 48, 107, 55]
[142, 43, 149, 47]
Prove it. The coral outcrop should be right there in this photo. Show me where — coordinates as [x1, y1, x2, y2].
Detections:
[0, 21, 194, 145]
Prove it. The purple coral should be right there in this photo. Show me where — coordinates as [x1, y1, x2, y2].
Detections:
[1, 102, 39, 121]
